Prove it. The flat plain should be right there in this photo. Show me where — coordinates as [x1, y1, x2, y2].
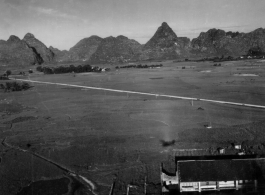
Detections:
[1, 60, 265, 195]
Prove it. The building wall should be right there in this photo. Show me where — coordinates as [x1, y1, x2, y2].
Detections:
[180, 182, 199, 192]
[179, 180, 257, 192]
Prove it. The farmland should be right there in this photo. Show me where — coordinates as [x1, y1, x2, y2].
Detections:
[1, 59, 265, 194]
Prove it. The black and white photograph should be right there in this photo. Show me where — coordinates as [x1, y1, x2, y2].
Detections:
[1, 0, 265, 194]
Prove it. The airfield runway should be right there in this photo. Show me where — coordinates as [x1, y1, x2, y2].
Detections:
[11, 77, 265, 110]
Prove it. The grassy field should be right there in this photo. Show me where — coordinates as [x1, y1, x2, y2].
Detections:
[1, 60, 265, 194]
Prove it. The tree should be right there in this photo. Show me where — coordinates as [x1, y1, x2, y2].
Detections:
[6, 70, 11, 77]
[36, 66, 43, 72]
[0, 84, 4, 89]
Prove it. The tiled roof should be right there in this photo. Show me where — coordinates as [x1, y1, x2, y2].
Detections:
[178, 158, 265, 182]
[175, 155, 257, 164]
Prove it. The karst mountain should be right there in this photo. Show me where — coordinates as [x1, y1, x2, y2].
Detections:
[1, 22, 265, 66]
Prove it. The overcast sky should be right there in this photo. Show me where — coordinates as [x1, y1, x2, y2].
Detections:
[1, 0, 265, 50]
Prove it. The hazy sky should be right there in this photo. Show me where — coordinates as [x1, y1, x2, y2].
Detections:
[1, 0, 265, 50]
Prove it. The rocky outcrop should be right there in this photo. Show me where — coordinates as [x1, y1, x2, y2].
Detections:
[190, 28, 265, 57]
[191, 29, 241, 56]
[238, 28, 265, 55]
[141, 22, 191, 60]
[0, 35, 42, 66]
[90, 35, 142, 64]
[23, 33, 54, 63]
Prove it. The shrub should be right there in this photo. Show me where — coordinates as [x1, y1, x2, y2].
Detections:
[0, 75, 9, 80]
[6, 70, 11, 77]
[0, 81, 32, 92]
[36, 66, 43, 72]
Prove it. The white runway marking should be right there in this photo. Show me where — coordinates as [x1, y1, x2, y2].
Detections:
[11, 78, 265, 109]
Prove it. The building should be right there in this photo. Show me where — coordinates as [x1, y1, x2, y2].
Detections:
[234, 144, 241, 150]
[161, 155, 263, 194]
[178, 159, 259, 192]
[217, 147, 225, 154]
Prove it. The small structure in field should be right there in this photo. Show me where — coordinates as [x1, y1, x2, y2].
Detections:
[204, 123, 212, 129]
[238, 151, 246, 155]
[232, 143, 242, 150]
[217, 147, 225, 154]
[161, 155, 261, 194]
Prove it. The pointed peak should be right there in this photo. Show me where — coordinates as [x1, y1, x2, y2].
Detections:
[161, 22, 169, 28]
[156, 22, 177, 37]
[144, 22, 178, 49]
[24, 33, 35, 39]
[158, 22, 175, 34]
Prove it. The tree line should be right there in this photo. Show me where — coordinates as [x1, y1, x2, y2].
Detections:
[115, 64, 163, 69]
[36, 64, 108, 74]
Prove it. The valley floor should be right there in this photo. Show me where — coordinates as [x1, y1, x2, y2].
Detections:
[1, 60, 265, 194]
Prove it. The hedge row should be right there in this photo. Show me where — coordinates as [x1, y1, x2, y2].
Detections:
[36, 64, 107, 74]
[0, 82, 31, 92]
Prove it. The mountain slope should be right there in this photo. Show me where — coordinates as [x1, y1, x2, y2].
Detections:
[141, 22, 191, 60]
[0, 35, 42, 66]
[190, 28, 265, 57]
[90, 35, 142, 64]
[49, 46, 69, 62]
[23, 33, 54, 63]
[51, 35, 103, 62]
[67, 35, 102, 61]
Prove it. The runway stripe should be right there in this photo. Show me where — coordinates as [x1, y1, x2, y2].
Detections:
[11, 78, 265, 109]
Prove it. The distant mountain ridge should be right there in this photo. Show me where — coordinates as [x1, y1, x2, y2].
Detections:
[1, 23, 265, 66]
[190, 28, 265, 57]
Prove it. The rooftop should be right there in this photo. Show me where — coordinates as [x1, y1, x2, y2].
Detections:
[178, 158, 265, 182]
